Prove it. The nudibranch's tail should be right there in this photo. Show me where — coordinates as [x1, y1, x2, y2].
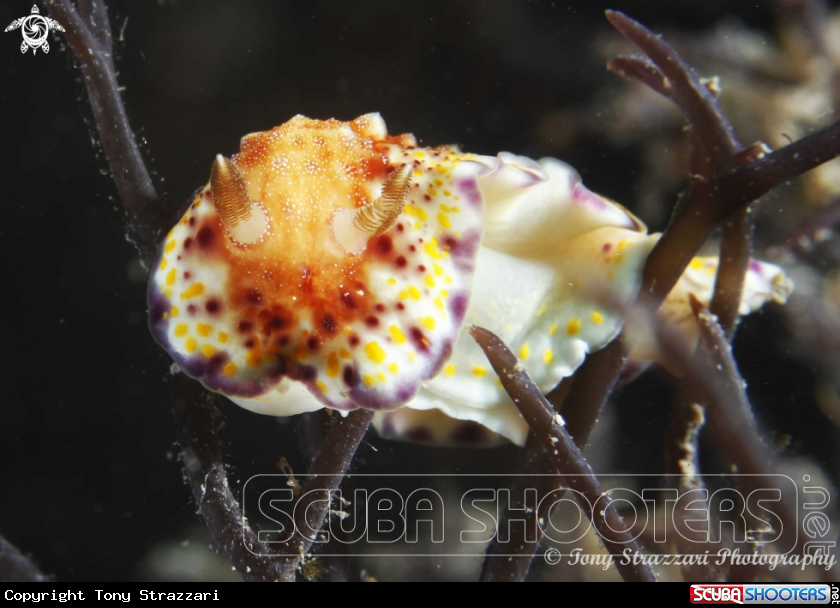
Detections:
[627, 254, 793, 374]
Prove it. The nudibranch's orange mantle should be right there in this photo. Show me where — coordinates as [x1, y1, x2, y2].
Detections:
[149, 114, 489, 412]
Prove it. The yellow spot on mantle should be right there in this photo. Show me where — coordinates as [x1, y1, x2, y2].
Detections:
[202, 345, 216, 358]
[174, 324, 188, 338]
[184, 337, 197, 354]
[567, 318, 582, 336]
[218, 332, 228, 343]
[317, 380, 328, 394]
[165, 268, 176, 287]
[424, 241, 442, 260]
[444, 364, 456, 377]
[405, 204, 428, 222]
[549, 324, 558, 336]
[424, 275, 436, 288]
[364, 341, 386, 364]
[421, 317, 436, 331]
[408, 286, 422, 300]
[223, 362, 237, 376]
[437, 212, 452, 229]
[389, 363, 399, 374]
[246, 350, 262, 367]
[544, 349, 554, 365]
[690, 258, 705, 271]
[197, 323, 212, 337]
[472, 365, 488, 378]
[170, 305, 180, 318]
[519, 344, 530, 361]
[591, 311, 604, 325]
[180, 282, 205, 301]
[326, 352, 340, 378]
[390, 325, 406, 345]
[363, 374, 375, 387]
[164, 240, 176, 254]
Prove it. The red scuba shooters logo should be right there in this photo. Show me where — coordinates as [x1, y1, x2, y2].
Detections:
[691, 586, 744, 604]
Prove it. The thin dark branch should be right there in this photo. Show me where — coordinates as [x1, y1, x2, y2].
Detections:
[45, 0, 168, 264]
[710, 207, 754, 337]
[76, 0, 112, 52]
[559, 337, 629, 449]
[607, 55, 674, 101]
[173, 376, 290, 582]
[469, 325, 657, 583]
[0, 534, 46, 582]
[479, 434, 551, 582]
[605, 11, 740, 173]
[275, 410, 373, 581]
[478, 337, 631, 582]
[710, 120, 840, 221]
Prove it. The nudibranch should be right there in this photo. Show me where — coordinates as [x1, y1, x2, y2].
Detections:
[148, 113, 792, 447]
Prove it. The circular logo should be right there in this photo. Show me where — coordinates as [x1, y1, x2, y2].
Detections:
[21, 14, 48, 49]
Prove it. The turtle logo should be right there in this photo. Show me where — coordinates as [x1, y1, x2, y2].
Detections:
[5, 5, 64, 55]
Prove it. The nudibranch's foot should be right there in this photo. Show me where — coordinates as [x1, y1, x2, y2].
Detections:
[372, 408, 507, 447]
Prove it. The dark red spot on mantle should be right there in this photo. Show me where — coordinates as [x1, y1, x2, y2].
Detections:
[197, 226, 215, 248]
[375, 236, 393, 254]
[410, 327, 430, 351]
[206, 299, 221, 314]
[258, 306, 292, 337]
[343, 366, 358, 387]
